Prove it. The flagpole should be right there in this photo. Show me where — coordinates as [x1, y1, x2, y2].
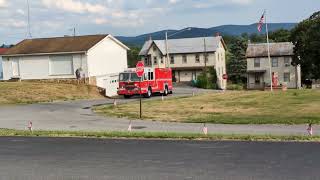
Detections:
[265, 10, 273, 92]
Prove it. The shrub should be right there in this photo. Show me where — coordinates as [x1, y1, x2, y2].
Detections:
[195, 67, 218, 89]
[227, 83, 244, 90]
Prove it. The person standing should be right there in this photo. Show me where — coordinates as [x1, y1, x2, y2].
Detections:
[75, 68, 81, 84]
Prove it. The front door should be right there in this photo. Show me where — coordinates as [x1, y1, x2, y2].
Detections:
[12, 59, 20, 77]
[254, 73, 261, 84]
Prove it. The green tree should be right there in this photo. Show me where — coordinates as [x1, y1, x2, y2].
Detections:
[249, 33, 265, 43]
[127, 46, 141, 67]
[291, 11, 320, 79]
[269, 29, 291, 42]
[226, 37, 248, 84]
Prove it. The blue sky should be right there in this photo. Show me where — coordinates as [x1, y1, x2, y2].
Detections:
[0, 0, 319, 44]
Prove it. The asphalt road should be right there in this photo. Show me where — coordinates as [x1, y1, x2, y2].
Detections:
[0, 137, 319, 180]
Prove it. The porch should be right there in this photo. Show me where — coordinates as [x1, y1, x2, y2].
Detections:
[247, 70, 267, 90]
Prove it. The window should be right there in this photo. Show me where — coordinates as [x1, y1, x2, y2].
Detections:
[148, 72, 154, 80]
[153, 56, 158, 65]
[204, 54, 209, 63]
[160, 56, 164, 64]
[272, 58, 278, 67]
[170, 56, 175, 64]
[195, 54, 200, 63]
[284, 57, 291, 67]
[182, 55, 187, 64]
[144, 57, 149, 66]
[254, 58, 260, 68]
[49, 55, 73, 75]
[153, 45, 157, 52]
[284, 73, 290, 82]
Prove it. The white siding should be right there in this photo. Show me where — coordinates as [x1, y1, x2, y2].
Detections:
[141, 39, 227, 89]
[87, 36, 128, 78]
[2, 54, 87, 80]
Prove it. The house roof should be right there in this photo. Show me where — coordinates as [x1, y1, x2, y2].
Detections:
[3, 34, 111, 56]
[0, 48, 8, 55]
[246, 42, 294, 58]
[139, 36, 225, 56]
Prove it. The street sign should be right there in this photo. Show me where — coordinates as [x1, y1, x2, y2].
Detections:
[223, 74, 228, 80]
[136, 61, 145, 78]
[136, 61, 144, 119]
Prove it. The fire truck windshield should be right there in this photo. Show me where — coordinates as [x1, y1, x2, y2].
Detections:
[130, 73, 141, 81]
[119, 73, 142, 82]
[119, 73, 130, 82]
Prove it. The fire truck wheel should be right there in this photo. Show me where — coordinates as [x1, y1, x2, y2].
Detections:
[163, 86, 169, 96]
[144, 87, 152, 98]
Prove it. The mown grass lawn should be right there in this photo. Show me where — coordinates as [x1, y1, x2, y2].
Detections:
[0, 82, 104, 104]
[95, 90, 320, 124]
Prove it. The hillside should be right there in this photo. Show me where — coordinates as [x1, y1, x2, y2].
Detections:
[117, 23, 297, 47]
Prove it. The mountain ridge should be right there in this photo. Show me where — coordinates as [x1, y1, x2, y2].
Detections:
[116, 23, 297, 47]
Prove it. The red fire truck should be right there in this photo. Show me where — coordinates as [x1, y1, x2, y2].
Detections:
[117, 67, 173, 98]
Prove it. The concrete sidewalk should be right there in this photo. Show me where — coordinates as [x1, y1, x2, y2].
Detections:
[0, 101, 316, 136]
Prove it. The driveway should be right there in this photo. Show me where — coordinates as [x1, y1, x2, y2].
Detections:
[0, 86, 315, 136]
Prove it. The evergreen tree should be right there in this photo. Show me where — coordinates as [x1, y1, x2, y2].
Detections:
[226, 37, 248, 84]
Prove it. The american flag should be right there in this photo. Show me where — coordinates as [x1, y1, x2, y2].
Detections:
[257, 12, 265, 32]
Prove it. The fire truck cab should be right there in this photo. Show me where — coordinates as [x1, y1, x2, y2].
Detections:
[117, 67, 173, 98]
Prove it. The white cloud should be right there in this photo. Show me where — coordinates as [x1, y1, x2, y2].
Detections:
[169, 0, 180, 4]
[94, 18, 109, 25]
[0, 0, 8, 7]
[0, 19, 26, 28]
[16, 9, 25, 15]
[42, 0, 106, 14]
[230, 0, 253, 5]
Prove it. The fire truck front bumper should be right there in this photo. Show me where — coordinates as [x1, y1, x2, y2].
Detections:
[117, 89, 148, 96]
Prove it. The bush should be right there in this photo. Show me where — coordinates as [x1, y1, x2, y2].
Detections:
[227, 83, 244, 90]
[195, 68, 218, 89]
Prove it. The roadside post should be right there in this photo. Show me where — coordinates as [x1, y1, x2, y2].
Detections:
[136, 61, 145, 119]
[28, 121, 33, 132]
[307, 123, 313, 136]
[223, 74, 228, 91]
[203, 123, 208, 135]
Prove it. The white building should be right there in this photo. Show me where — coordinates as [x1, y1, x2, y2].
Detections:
[139, 36, 227, 89]
[2, 34, 129, 89]
[246, 42, 301, 89]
